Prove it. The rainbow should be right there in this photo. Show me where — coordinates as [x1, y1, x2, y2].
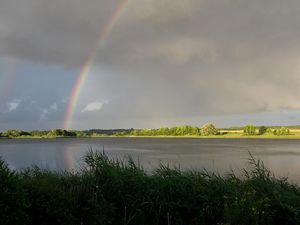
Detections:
[64, 0, 131, 130]
[64, 144, 75, 173]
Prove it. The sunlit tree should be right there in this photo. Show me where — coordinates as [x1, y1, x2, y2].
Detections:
[243, 125, 256, 135]
[273, 127, 290, 136]
[201, 123, 218, 136]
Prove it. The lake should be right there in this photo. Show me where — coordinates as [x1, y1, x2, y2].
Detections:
[1, 138, 300, 183]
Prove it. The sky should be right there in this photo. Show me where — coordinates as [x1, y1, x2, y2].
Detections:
[1, 0, 300, 131]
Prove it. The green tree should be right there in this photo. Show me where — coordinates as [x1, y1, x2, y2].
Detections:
[266, 128, 273, 133]
[157, 127, 170, 136]
[273, 127, 290, 136]
[258, 126, 267, 135]
[2, 130, 30, 138]
[130, 129, 140, 136]
[201, 123, 218, 136]
[74, 131, 86, 138]
[243, 125, 256, 135]
[30, 130, 48, 137]
[47, 129, 64, 137]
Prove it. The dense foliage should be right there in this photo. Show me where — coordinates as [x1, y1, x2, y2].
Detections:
[0, 129, 87, 138]
[129, 125, 202, 136]
[2, 130, 31, 138]
[273, 127, 290, 136]
[0, 125, 205, 138]
[243, 125, 256, 135]
[1, 152, 300, 225]
[201, 123, 218, 136]
[0, 124, 296, 138]
[0, 159, 27, 224]
[258, 126, 268, 135]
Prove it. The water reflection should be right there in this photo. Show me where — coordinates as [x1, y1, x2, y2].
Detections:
[0, 138, 300, 183]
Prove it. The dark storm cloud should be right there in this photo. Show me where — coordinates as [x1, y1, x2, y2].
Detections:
[1, 0, 300, 128]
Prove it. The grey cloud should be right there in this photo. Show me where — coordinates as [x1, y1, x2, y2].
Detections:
[1, 0, 300, 129]
[130, 0, 205, 25]
[131, 37, 218, 66]
[50, 103, 58, 111]
[0, 0, 124, 66]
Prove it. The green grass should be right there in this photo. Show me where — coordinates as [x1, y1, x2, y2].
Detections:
[1, 151, 300, 225]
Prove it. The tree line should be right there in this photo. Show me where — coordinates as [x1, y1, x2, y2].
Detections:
[0, 124, 292, 138]
[0, 124, 218, 138]
[243, 125, 290, 136]
[127, 123, 218, 136]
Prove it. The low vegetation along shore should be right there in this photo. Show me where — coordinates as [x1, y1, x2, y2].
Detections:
[1, 124, 300, 139]
[1, 151, 300, 225]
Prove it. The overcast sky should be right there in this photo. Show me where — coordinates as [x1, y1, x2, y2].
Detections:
[1, 0, 300, 131]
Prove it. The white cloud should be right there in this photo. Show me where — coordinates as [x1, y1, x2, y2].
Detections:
[39, 101, 62, 120]
[81, 100, 109, 113]
[7, 99, 21, 112]
[39, 109, 49, 120]
[50, 102, 58, 111]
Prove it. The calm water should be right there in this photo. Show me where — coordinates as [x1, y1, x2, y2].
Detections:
[1, 138, 300, 183]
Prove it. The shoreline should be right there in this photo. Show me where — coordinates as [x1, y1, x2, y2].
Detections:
[2, 134, 300, 140]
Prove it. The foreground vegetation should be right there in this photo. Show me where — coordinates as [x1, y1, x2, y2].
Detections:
[1, 123, 300, 139]
[1, 151, 300, 225]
